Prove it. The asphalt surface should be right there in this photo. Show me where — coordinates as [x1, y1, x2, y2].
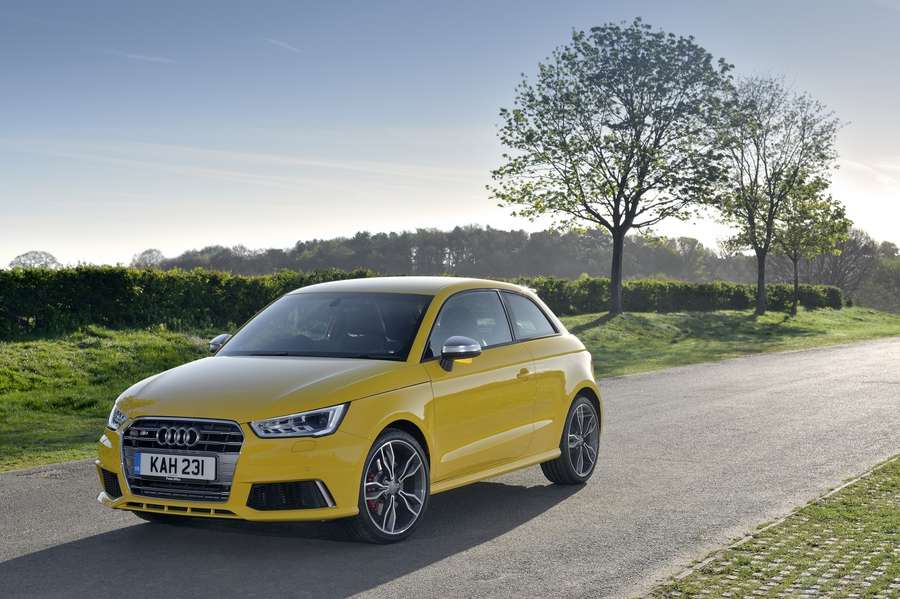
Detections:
[2, 338, 899, 598]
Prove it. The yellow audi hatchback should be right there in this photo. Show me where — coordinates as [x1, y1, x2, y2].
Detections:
[97, 277, 602, 542]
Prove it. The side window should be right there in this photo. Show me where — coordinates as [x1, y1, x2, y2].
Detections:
[502, 292, 557, 340]
[426, 291, 513, 358]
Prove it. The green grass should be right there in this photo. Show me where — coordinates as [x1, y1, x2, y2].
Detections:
[652, 455, 900, 597]
[559, 307, 900, 378]
[2, 307, 900, 472]
[0, 326, 207, 471]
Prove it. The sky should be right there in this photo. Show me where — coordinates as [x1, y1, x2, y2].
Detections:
[2, 0, 899, 266]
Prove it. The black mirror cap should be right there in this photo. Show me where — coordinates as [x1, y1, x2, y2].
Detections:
[209, 333, 232, 354]
[439, 336, 482, 371]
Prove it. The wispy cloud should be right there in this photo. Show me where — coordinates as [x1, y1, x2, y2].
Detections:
[264, 38, 301, 54]
[0, 138, 484, 197]
[108, 50, 176, 64]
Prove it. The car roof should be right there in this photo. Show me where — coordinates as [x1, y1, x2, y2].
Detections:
[290, 276, 530, 296]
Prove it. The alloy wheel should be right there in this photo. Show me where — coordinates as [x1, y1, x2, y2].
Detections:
[567, 402, 599, 477]
[363, 439, 427, 536]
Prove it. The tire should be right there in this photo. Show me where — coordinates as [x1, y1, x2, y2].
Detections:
[132, 511, 191, 525]
[345, 428, 430, 543]
[541, 395, 600, 485]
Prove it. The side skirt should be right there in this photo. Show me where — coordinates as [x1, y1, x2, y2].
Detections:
[430, 448, 561, 495]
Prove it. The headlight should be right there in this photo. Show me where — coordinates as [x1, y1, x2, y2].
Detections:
[251, 403, 348, 438]
[107, 405, 128, 430]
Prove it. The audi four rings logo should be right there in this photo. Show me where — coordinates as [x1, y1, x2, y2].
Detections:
[156, 426, 201, 447]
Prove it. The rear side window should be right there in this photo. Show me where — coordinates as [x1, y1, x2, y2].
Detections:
[426, 291, 513, 358]
[502, 292, 557, 340]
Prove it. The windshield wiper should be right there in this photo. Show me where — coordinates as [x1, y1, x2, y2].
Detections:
[240, 351, 290, 356]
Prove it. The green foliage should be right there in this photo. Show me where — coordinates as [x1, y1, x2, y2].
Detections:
[490, 18, 731, 313]
[565, 307, 900, 379]
[774, 178, 850, 263]
[491, 19, 731, 231]
[856, 257, 900, 313]
[0, 266, 375, 339]
[0, 266, 843, 341]
[0, 327, 207, 470]
[518, 276, 842, 315]
[717, 76, 842, 314]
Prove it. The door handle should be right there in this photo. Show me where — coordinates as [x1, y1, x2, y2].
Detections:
[517, 368, 531, 379]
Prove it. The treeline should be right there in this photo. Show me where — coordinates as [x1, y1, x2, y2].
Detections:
[0, 266, 841, 340]
[142, 225, 897, 307]
[150, 226, 757, 281]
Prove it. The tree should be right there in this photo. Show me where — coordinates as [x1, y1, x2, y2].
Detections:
[490, 18, 731, 314]
[717, 77, 841, 314]
[806, 228, 879, 299]
[772, 178, 850, 315]
[878, 241, 898, 259]
[131, 249, 166, 268]
[9, 250, 61, 269]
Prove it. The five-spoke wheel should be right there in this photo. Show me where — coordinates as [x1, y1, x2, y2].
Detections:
[347, 429, 429, 543]
[541, 395, 600, 484]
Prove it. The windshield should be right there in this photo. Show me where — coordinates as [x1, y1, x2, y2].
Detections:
[219, 292, 432, 361]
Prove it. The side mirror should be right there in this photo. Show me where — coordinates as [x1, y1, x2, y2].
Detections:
[209, 333, 231, 354]
[440, 336, 482, 371]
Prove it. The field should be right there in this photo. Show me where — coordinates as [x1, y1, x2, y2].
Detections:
[2, 307, 900, 471]
[568, 306, 900, 377]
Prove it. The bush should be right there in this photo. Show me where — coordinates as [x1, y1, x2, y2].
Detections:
[0, 268, 843, 340]
[517, 275, 841, 316]
[0, 266, 374, 339]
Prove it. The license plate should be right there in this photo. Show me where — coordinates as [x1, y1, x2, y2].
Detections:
[133, 452, 216, 481]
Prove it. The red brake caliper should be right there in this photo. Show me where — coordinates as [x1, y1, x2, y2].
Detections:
[366, 459, 381, 513]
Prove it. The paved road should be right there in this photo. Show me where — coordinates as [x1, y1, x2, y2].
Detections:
[2, 338, 900, 598]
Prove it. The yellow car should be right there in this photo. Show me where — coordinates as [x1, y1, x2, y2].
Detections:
[97, 276, 602, 542]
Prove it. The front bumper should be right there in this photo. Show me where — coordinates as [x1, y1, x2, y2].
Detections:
[96, 422, 367, 521]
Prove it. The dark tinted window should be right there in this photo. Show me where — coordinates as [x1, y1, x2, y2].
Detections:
[502, 292, 556, 340]
[426, 291, 512, 358]
[220, 292, 431, 361]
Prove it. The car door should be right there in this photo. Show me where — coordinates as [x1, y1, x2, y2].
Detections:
[500, 291, 567, 452]
[424, 290, 536, 481]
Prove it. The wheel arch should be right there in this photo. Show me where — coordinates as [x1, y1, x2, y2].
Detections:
[573, 385, 602, 432]
[382, 419, 430, 465]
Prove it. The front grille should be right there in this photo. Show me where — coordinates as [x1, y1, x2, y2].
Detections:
[100, 468, 122, 498]
[122, 418, 243, 503]
[123, 418, 243, 453]
[247, 481, 333, 511]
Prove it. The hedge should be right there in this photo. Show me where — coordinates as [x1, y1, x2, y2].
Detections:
[0, 268, 842, 340]
[516, 275, 843, 316]
[0, 267, 374, 339]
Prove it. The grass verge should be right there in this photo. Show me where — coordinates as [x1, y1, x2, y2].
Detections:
[0, 326, 206, 471]
[651, 456, 900, 597]
[1, 307, 899, 471]
[560, 307, 900, 378]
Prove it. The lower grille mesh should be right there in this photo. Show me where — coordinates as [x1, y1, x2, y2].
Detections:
[100, 468, 122, 499]
[247, 481, 331, 510]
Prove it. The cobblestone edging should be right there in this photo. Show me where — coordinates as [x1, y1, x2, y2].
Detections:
[652, 455, 900, 598]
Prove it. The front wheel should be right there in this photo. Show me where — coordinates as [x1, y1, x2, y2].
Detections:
[345, 429, 430, 543]
[541, 395, 600, 485]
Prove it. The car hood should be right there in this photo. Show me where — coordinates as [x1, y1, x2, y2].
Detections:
[116, 355, 426, 423]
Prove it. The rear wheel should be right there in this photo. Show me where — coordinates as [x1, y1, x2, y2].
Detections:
[541, 395, 600, 485]
[345, 429, 429, 543]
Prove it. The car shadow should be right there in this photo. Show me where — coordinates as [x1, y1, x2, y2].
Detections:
[1, 480, 582, 599]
